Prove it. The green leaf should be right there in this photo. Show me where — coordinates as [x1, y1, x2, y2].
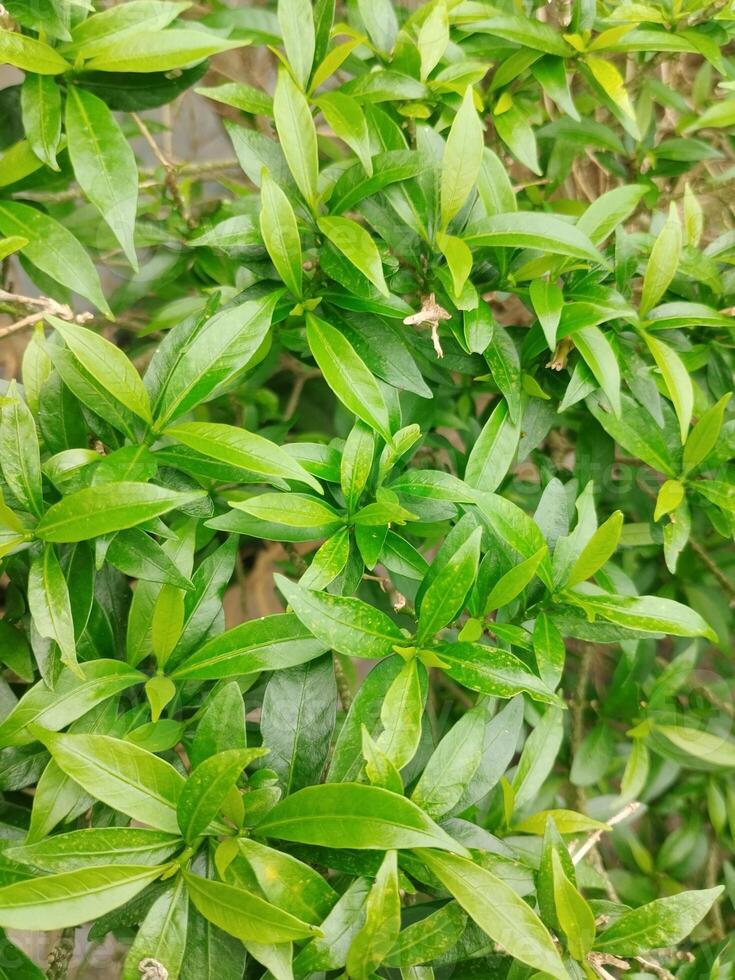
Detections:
[145, 675, 177, 723]
[65, 85, 139, 269]
[328, 658, 404, 782]
[236, 837, 337, 924]
[596, 887, 723, 955]
[45, 345, 139, 440]
[293, 878, 370, 974]
[196, 81, 273, 116]
[0, 30, 71, 73]
[36, 483, 204, 542]
[165, 421, 320, 492]
[532, 55, 578, 119]
[654, 725, 735, 770]
[587, 391, 679, 476]
[278, 0, 314, 90]
[172, 612, 327, 680]
[576, 183, 647, 244]
[465, 399, 520, 493]
[484, 322, 522, 422]
[27, 544, 78, 675]
[355, 0, 397, 51]
[190, 682, 246, 769]
[122, 877, 188, 980]
[567, 590, 717, 642]
[259, 168, 302, 298]
[0, 866, 163, 931]
[466, 212, 607, 266]
[261, 654, 336, 793]
[346, 850, 401, 980]
[411, 704, 486, 817]
[551, 850, 595, 960]
[330, 149, 424, 213]
[433, 642, 561, 706]
[418, 1, 449, 80]
[180, 903, 246, 980]
[695, 480, 735, 513]
[0, 235, 28, 261]
[512, 707, 564, 808]
[494, 101, 540, 175]
[640, 203, 682, 315]
[566, 510, 624, 587]
[26, 696, 120, 844]
[440, 86, 484, 228]
[654, 479, 684, 521]
[255, 783, 465, 853]
[480, 13, 571, 55]
[275, 573, 404, 659]
[683, 393, 731, 473]
[149, 580, 185, 667]
[573, 324, 621, 417]
[84, 30, 247, 71]
[41, 731, 185, 833]
[69, 1, 187, 47]
[362, 726, 403, 793]
[0, 139, 44, 188]
[485, 546, 547, 612]
[318, 216, 388, 296]
[376, 658, 425, 770]
[46, 315, 151, 422]
[0, 201, 110, 315]
[317, 91, 373, 175]
[341, 419, 375, 513]
[476, 492, 553, 587]
[305, 313, 392, 441]
[586, 55, 635, 120]
[417, 527, 482, 642]
[537, 814, 575, 931]
[516, 808, 607, 836]
[7, 828, 181, 873]
[21, 74, 62, 170]
[273, 67, 319, 208]
[386, 902, 466, 968]
[478, 148, 517, 216]
[151, 291, 279, 427]
[419, 851, 567, 980]
[178, 748, 265, 842]
[229, 491, 341, 529]
[570, 723, 614, 788]
[0, 931, 46, 978]
[463, 299, 494, 354]
[529, 279, 563, 350]
[183, 872, 319, 944]
[107, 528, 194, 590]
[0, 381, 43, 517]
[643, 331, 693, 443]
[0, 659, 144, 747]
[436, 231, 473, 300]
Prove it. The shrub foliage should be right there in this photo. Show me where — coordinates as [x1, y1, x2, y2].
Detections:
[0, 0, 734, 977]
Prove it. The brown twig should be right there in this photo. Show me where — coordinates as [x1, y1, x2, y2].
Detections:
[689, 537, 735, 599]
[131, 112, 193, 226]
[46, 928, 75, 979]
[706, 840, 726, 941]
[0, 289, 91, 339]
[571, 800, 643, 865]
[570, 644, 593, 809]
[333, 654, 353, 712]
[633, 955, 675, 980]
[14, 159, 243, 205]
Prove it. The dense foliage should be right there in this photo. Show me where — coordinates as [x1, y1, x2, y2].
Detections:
[1, 0, 735, 976]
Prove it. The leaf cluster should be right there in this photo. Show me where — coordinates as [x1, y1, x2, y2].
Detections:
[1, 0, 735, 977]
